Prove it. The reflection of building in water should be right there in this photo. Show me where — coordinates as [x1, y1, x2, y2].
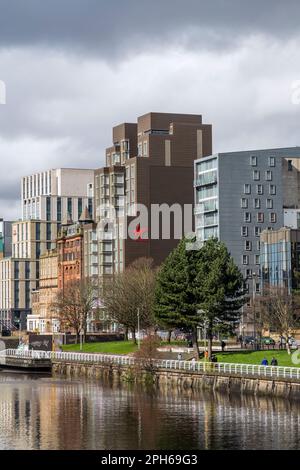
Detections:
[0, 378, 61, 449]
[2, 376, 300, 450]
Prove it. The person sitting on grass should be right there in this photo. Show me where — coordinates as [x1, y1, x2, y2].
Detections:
[261, 357, 269, 366]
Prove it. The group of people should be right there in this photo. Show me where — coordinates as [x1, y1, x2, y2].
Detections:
[261, 357, 278, 366]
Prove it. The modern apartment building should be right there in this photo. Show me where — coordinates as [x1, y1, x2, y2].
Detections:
[194, 147, 300, 333]
[0, 257, 38, 331]
[21, 168, 94, 222]
[94, 112, 212, 280]
[260, 227, 300, 292]
[0, 168, 95, 331]
[0, 219, 12, 259]
[83, 222, 98, 279]
[12, 220, 58, 259]
[27, 249, 59, 333]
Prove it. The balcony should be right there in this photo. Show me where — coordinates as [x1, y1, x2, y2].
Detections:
[194, 200, 218, 215]
[194, 174, 217, 187]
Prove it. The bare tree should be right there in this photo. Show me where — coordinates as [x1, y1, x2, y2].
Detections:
[260, 285, 300, 354]
[134, 334, 162, 374]
[53, 278, 99, 343]
[102, 258, 157, 343]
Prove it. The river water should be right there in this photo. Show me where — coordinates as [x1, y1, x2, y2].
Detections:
[0, 371, 300, 450]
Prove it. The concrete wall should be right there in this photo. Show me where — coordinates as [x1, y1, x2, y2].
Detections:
[52, 361, 300, 400]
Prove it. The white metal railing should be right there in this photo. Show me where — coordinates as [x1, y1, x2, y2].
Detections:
[2, 349, 300, 381]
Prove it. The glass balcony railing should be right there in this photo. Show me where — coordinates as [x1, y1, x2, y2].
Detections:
[194, 199, 218, 214]
[195, 170, 217, 187]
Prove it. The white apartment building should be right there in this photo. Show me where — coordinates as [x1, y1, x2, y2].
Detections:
[12, 220, 58, 259]
[0, 257, 38, 331]
[21, 168, 94, 222]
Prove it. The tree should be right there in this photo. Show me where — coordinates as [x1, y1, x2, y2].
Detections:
[154, 237, 247, 360]
[102, 258, 157, 343]
[134, 334, 162, 374]
[260, 285, 300, 354]
[53, 278, 99, 343]
[195, 238, 247, 360]
[154, 237, 203, 357]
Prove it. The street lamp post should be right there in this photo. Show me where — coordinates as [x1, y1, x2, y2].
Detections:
[137, 308, 141, 350]
[18, 316, 22, 346]
[252, 272, 260, 350]
[203, 318, 209, 360]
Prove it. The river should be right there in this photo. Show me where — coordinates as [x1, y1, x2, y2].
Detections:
[0, 371, 299, 450]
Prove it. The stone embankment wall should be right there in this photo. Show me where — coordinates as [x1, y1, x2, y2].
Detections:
[52, 361, 300, 399]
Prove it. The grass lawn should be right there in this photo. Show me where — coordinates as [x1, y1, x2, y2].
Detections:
[215, 350, 299, 367]
[62, 340, 138, 355]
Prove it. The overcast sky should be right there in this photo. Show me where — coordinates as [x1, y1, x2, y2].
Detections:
[1, 0, 300, 219]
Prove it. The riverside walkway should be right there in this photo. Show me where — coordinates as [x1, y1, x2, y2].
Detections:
[1, 348, 300, 381]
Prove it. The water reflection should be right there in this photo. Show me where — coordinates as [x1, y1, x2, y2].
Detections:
[0, 372, 300, 449]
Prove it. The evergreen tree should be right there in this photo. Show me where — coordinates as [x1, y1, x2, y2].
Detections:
[154, 238, 203, 357]
[195, 238, 247, 360]
[154, 237, 247, 360]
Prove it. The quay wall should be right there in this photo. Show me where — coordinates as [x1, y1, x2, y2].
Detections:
[52, 361, 300, 399]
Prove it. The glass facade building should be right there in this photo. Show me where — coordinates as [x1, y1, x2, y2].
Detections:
[261, 227, 300, 292]
[194, 157, 219, 242]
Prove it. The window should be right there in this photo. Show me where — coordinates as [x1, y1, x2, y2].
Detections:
[266, 199, 273, 209]
[57, 197, 62, 222]
[257, 213, 264, 223]
[244, 212, 251, 223]
[241, 198, 248, 208]
[269, 184, 276, 195]
[25, 261, 30, 279]
[143, 141, 148, 157]
[255, 226, 261, 237]
[245, 240, 252, 251]
[196, 186, 217, 200]
[14, 262, 19, 279]
[88, 198, 93, 218]
[46, 223, 51, 241]
[35, 222, 41, 241]
[250, 155, 257, 166]
[255, 282, 260, 293]
[67, 198, 72, 218]
[269, 156, 275, 167]
[46, 197, 51, 221]
[246, 269, 252, 278]
[14, 281, 20, 309]
[78, 198, 83, 218]
[242, 255, 249, 265]
[255, 255, 260, 265]
[257, 241, 261, 251]
[270, 213, 277, 223]
[244, 184, 251, 194]
[256, 184, 263, 195]
[253, 170, 260, 181]
[241, 226, 248, 237]
[25, 281, 30, 309]
[36, 242, 41, 259]
[265, 170, 272, 181]
[254, 198, 260, 209]
[288, 160, 293, 171]
[138, 143, 142, 157]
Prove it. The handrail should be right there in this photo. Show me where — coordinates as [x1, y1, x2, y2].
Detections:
[2, 349, 300, 381]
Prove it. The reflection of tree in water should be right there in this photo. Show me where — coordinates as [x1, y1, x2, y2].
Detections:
[2, 374, 300, 449]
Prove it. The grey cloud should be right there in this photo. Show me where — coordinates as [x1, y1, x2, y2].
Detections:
[1, 2, 300, 220]
[0, 0, 300, 58]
